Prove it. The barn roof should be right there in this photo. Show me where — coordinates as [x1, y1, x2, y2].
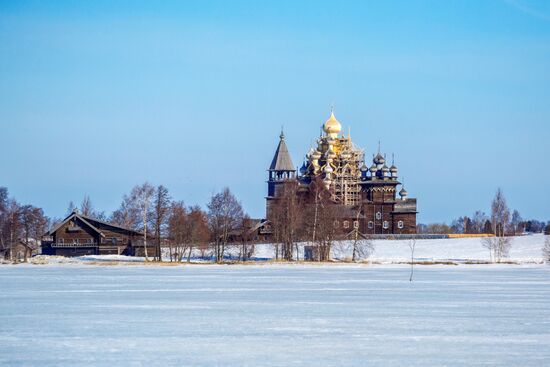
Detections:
[46, 211, 143, 237]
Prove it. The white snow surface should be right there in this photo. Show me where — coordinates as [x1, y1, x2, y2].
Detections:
[1, 264, 550, 366]
[251, 234, 547, 263]
[7, 234, 546, 266]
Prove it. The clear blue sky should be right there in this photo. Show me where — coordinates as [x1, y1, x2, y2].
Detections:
[1, 0, 549, 223]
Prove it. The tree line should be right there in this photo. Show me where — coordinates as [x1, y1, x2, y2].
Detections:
[418, 188, 550, 262]
[92, 183, 247, 263]
[2, 184, 548, 264]
[269, 177, 374, 262]
[0, 187, 50, 254]
[418, 188, 550, 236]
[0, 184, 248, 263]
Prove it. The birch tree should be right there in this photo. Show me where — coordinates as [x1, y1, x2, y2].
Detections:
[152, 185, 171, 261]
[110, 194, 140, 230]
[0, 187, 8, 251]
[483, 188, 512, 262]
[207, 188, 243, 263]
[271, 180, 302, 261]
[130, 183, 155, 261]
[303, 177, 334, 261]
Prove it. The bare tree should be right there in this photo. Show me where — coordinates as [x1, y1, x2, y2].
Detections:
[79, 195, 106, 220]
[472, 211, 489, 234]
[491, 188, 510, 237]
[1, 189, 49, 261]
[511, 210, 523, 235]
[239, 215, 256, 262]
[408, 239, 416, 282]
[80, 195, 94, 216]
[302, 177, 337, 261]
[488, 188, 512, 262]
[270, 180, 302, 261]
[66, 201, 77, 216]
[20, 204, 49, 256]
[167, 201, 189, 262]
[0, 187, 9, 251]
[481, 189, 513, 262]
[207, 188, 244, 263]
[152, 185, 171, 261]
[110, 194, 140, 230]
[4, 199, 22, 259]
[130, 183, 155, 261]
[313, 201, 340, 262]
[481, 236, 497, 262]
[187, 205, 210, 262]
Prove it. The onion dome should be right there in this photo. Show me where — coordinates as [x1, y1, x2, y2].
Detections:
[390, 164, 398, 173]
[382, 164, 389, 178]
[299, 161, 307, 175]
[369, 163, 377, 173]
[324, 164, 333, 173]
[399, 186, 408, 198]
[312, 150, 322, 160]
[323, 111, 342, 138]
[374, 153, 385, 165]
[360, 162, 369, 172]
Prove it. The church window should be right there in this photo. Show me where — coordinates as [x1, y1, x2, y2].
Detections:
[353, 221, 359, 229]
[343, 221, 349, 229]
[376, 211, 382, 220]
[383, 221, 389, 229]
[368, 221, 374, 229]
[333, 220, 339, 228]
[398, 221, 404, 229]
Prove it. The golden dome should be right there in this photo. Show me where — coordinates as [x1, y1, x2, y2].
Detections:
[323, 111, 342, 137]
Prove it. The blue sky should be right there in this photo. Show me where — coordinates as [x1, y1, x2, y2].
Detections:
[1, 0, 549, 223]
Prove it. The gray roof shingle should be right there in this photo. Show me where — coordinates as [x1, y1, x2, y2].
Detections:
[269, 135, 295, 171]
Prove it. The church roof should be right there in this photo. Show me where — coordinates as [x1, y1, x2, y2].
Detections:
[269, 132, 295, 171]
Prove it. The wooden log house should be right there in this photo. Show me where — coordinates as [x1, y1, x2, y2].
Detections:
[41, 210, 156, 257]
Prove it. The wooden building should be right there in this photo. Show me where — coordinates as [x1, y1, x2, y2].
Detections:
[41, 210, 156, 257]
[266, 111, 418, 236]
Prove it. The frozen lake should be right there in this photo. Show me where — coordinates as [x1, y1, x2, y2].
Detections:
[1, 264, 550, 366]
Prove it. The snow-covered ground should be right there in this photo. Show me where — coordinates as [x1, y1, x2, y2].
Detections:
[0, 264, 549, 366]
[249, 234, 547, 263]
[2, 234, 544, 266]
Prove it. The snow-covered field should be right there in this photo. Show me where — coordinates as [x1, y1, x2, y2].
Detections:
[241, 234, 546, 263]
[4, 234, 544, 266]
[1, 264, 549, 366]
